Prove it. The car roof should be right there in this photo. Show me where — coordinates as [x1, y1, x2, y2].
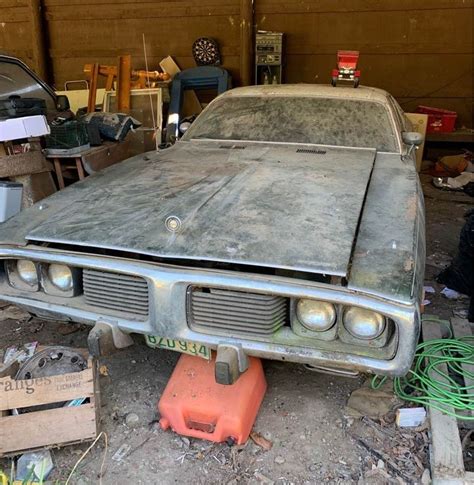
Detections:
[220, 84, 391, 103]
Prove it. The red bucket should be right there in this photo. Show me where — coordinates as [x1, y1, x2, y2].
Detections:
[416, 106, 457, 133]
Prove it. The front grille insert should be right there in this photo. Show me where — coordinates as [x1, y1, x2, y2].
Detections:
[188, 287, 288, 336]
[83, 269, 149, 319]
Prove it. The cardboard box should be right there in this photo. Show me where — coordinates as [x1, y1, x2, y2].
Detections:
[406, 113, 428, 173]
[0, 115, 50, 142]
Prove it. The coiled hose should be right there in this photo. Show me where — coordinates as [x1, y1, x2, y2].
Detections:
[372, 321, 474, 420]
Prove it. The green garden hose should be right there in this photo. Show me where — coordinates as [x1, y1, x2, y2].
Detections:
[372, 321, 474, 420]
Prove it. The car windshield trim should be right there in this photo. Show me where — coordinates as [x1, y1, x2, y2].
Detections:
[182, 137, 401, 155]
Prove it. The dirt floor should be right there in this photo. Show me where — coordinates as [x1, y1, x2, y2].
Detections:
[0, 176, 472, 484]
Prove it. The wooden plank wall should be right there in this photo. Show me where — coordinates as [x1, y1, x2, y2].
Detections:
[0, 0, 473, 126]
[0, 1, 35, 68]
[256, 0, 473, 127]
[44, 0, 242, 89]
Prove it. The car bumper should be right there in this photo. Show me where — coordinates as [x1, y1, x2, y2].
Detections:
[0, 245, 420, 376]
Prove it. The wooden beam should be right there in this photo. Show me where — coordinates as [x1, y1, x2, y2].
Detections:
[117, 55, 131, 112]
[422, 319, 465, 483]
[87, 63, 99, 113]
[239, 0, 253, 86]
[451, 317, 474, 426]
[28, 0, 48, 81]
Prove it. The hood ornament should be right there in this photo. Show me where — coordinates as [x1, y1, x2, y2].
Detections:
[165, 216, 182, 233]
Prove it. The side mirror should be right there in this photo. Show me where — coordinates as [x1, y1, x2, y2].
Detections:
[56, 95, 70, 112]
[402, 131, 424, 146]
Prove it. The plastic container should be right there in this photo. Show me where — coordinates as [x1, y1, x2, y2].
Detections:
[44, 120, 89, 149]
[158, 354, 267, 444]
[416, 106, 457, 133]
[0, 181, 22, 223]
[15, 450, 54, 482]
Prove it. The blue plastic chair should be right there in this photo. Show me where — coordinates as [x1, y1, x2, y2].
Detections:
[166, 66, 231, 141]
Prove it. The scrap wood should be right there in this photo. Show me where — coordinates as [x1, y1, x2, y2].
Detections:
[361, 416, 396, 439]
[0, 305, 31, 322]
[349, 417, 429, 483]
[126, 434, 153, 459]
[250, 431, 273, 450]
[57, 323, 83, 335]
[345, 379, 401, 418]
[353, 435, 416, 483]
[422, 319, 468, 480]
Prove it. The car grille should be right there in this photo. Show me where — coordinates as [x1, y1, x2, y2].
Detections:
[83, 269, 149, 319]
[188, 287, 288, 336]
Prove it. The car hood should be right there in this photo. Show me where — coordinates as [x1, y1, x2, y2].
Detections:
[3, 141, 377, 277]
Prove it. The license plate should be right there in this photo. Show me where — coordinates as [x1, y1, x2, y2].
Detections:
[145, 335, 211, 360]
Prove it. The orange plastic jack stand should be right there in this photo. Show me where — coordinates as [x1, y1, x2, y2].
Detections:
[158, 354, 267, 444]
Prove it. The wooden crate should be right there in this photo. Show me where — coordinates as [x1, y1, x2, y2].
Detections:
[0, 354, 99, 457]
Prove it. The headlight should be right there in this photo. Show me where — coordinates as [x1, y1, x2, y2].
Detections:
[296, 299, 336, 332]
[6, 260, 40, 291]
[40, 263, 80, 297]
[48, 264, 73, 291]
[343, 307, 386, 340]
[17, 260, 39, 286]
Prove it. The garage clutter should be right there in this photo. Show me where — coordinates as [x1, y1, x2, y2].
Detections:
[0, 15, 472, 483]
[0, 49, 236, 222]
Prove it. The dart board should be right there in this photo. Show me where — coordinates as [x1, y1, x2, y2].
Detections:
[192, 37, 221, 66]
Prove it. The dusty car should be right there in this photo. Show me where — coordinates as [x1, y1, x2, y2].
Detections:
[0, 85, 425, 383]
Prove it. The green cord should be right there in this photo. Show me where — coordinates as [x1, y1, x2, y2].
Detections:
[372, 333, 474, 420]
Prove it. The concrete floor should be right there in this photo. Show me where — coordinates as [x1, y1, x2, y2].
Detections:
[0, 176, 472, 484]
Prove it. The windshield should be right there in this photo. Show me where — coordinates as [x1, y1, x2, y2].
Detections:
[183, 96, 398, 152]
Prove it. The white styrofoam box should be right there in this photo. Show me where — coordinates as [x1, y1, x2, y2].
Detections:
[0, 115, 50, 142]
[396, 407, 426, 427]
[0, 181, 23, 223]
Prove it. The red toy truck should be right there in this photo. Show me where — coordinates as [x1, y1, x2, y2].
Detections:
[331, 50, 361, 88]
